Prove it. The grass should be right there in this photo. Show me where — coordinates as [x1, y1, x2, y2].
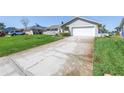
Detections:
[0, 35, 63, 57]
[93, 37, 124, 76]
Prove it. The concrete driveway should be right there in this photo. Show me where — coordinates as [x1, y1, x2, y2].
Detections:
[0, 36, 94, 76]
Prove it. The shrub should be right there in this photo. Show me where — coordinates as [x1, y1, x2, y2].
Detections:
[60, 32, 70, 36]
[0, 31, 6, 37]
[55, 33, 59, 36]
[115, 32, 120, 36]
[113, 32, 121, 38]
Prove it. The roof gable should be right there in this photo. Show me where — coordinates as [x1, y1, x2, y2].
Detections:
[61, 17, 102, 27]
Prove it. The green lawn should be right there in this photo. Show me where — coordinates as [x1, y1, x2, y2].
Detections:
[0, 35, 62, 57]
[93, 37, 124, 76]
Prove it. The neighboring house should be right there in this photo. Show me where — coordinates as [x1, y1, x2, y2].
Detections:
[24, 29, 34, 35]
[45, 17, 102, 37]
[5, 24, 47, 35]
[44, 25, 61, 35]
[4, 27, 16, 33]
[24, 24, 47, 35]
[115, 18, 124, 37]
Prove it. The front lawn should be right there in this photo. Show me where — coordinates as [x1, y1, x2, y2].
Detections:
[93, 37, 124, 76]
[0, 35, 62, 57]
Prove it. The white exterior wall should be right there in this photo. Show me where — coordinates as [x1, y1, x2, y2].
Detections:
[66, 20, 99, 36]
[25, 30, 33, 35]
[43, 30, 59, 35]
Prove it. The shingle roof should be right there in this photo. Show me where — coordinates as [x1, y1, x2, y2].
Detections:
[48, 25, 60, 29]
[27, 25, 47, 30]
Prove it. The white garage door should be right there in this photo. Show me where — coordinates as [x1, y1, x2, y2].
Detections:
[72, 27, 96, 37]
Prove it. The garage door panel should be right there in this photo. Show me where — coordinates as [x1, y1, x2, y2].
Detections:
[72, 27, 95, 36]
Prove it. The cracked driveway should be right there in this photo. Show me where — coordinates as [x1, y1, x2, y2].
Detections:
[0, 36, 94, 76]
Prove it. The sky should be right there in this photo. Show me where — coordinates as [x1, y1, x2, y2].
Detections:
[0, 16, 123, 31]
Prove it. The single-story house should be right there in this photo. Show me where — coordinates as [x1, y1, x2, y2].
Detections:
[45, 17, 102, 37]
[43, 25, 61, 35]
[24, 24, 47, 35]
[61, 17, 102, 37]
[115, 18, 124, 37]
[4, 27, 16, 33]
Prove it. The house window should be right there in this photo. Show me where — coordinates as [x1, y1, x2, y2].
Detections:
[54, 28, 58, 31]
[51, 28, 58, 31]
[51, 29, 54, 31]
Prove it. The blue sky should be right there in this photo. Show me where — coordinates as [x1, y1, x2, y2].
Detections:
[0, 16, 123, 31]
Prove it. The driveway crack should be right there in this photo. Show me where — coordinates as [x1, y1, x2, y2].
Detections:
[9, 57, 28, 76]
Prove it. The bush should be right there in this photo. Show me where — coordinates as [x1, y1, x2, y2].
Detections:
[0, 31, 6, 37]
[55, 33, 59, 36]
[60, 32, 70, 36]
[113, 32, 121, 38]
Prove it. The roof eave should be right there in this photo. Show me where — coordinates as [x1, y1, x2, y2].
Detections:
[61, 17, 102, 27]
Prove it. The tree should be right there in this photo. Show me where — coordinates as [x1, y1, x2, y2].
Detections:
[21, 18, 29, 30]
[0, 23, 5, 32]
[100, 25, 109, 33]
